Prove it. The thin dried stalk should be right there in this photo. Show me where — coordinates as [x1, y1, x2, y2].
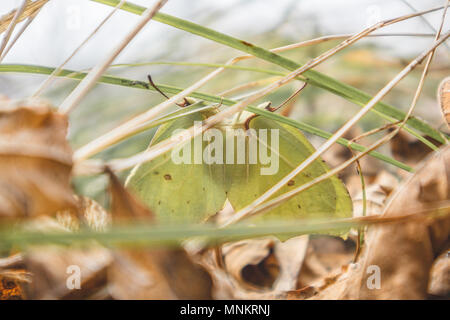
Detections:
[0, 0, 49, 34]
[59, 0, 168, 114]
[0, 0, 27, 62]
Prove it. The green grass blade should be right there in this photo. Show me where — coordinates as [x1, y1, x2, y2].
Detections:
[0, 218, 364, 250]
[0, 63, 413, 172]
[3, 206, 448, 249]
[92, 0, 447, 144]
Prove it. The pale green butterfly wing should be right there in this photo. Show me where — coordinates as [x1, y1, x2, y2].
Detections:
[126, 109, 227, 224]
[225, 116, 352, 222]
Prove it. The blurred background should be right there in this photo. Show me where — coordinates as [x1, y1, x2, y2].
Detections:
[1, 0, 449, 203]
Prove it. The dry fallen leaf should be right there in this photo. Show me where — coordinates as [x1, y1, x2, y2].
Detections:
[389, 128, 442, 169]
[296, 236, 355, 291]
[352, 170, 399, 218]
[106, 169, 213, 300]
[438, 77, 450, 128]
[0, 253, 30, 300]
[428, 249, 449, 297]
[222, 238, 280, 290]
[22, 201, 113, 300]
[0, 100, 75, 219]
[24, 244, 112, 300]
[322, 127, 381, 182]
[308, 144, 450, 300]
[192, 235, 308, 300]
[0, 270, 30, 300]
[223, 236, 309, 292]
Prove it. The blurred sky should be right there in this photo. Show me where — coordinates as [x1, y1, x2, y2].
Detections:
[1, 0, 449, 70]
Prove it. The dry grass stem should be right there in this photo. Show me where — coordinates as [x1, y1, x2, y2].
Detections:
[0, 0, 27, 62]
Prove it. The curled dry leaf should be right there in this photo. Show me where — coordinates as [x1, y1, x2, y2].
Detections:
[0, 100, 75, 219]
[107, 167, 154, 222]
[222, 238, 281, 291]
[193, 236, 308, 299]
[308, 144, 450, 300]
[438, 77, 450, 128]
[106, 169, 213, 300]
[222, 236, 308, 292]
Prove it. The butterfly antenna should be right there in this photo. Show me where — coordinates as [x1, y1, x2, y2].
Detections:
[244, 82, 307, 130]
[147, 74, 190, 107]
[267, 82, 307, 112]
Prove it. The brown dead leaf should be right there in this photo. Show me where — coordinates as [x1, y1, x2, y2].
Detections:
[0, 269, 30, 300]
[192, 236, 308, 299]
[309, 145, 450, 300]
[297, 236, 355, 290]
[222, 238, 280, 290]
[25, 245, 112, 300]
[322, 127, 381, 182]
[273, 236, 309, 291]
[428, 249, 449, 298]
[0, 101, 75, 219]
[438, 77, 450, 128]
[106, 169, 213, 300]
[56, 196, 111, 232]
[389, 129, 442, 169]
[107, 167, 153, 222]
[109, 248, 213, 300]
[0, 253, 29, 300]
[22, 205, 113, 300]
